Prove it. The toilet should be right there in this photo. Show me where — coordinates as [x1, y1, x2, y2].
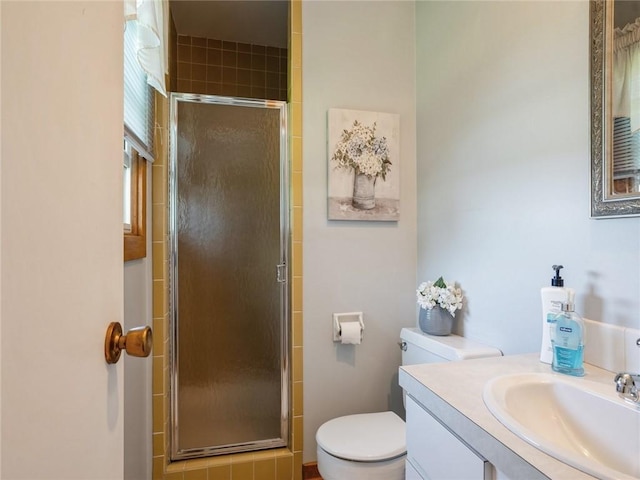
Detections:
[315, 327, 502, 480]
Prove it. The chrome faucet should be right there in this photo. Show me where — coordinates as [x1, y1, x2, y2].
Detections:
[614, 372, 640, 404]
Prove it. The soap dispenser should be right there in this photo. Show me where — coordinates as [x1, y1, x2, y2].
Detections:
[550, 295, 585, 377]
[540, 265, 574, 364]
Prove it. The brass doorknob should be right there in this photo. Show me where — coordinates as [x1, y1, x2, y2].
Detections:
[104, 322, 152, 364]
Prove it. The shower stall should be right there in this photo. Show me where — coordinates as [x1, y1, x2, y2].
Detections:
[169, 93, 289, 460]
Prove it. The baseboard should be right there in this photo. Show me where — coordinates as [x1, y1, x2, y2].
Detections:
[302, 462, 321, 479]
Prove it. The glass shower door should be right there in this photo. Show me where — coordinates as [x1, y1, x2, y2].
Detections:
[169, 94, 289, 460]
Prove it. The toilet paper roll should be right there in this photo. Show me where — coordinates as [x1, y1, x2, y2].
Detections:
[340, 321, 362, 345]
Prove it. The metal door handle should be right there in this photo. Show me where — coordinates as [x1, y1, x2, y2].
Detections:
[104, 322, 152, 364]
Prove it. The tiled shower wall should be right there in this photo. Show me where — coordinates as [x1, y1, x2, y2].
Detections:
[175, 35, 288, 101]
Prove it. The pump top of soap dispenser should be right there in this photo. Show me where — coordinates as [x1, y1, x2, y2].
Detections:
[551, 265, 565, 287]
[561, 291, 576, 312]
[561, 302, 574, 312]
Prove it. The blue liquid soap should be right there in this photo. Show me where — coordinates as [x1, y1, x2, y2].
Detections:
[550, 302, 585, 377]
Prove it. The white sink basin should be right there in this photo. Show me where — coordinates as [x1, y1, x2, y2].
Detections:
[483, 372, 640, 480]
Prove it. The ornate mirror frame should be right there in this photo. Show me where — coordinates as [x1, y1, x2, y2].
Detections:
[591, 0, 640, 217]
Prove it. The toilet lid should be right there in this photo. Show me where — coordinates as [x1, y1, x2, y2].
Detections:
[316, 411, 406, 462]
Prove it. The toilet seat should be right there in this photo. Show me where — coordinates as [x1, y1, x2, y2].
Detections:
[316, 411, 406, 462]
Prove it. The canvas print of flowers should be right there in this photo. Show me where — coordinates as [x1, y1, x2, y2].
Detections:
[328, 108, 400, 221]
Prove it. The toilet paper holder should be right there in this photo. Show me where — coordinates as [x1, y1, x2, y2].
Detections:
[333, 312, 364, 342]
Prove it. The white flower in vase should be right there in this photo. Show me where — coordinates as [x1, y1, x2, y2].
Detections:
[416, 276, 463, 318]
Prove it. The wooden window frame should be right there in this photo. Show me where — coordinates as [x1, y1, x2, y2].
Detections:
[124, 148, 147, 262]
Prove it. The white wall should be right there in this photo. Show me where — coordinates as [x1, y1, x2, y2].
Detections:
[302, 0, 417, 463]
[123, 168, 153, 480]
[416, 1, 640, 355]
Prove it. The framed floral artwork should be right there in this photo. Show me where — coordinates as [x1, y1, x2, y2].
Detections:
[327, 108, 400, 221]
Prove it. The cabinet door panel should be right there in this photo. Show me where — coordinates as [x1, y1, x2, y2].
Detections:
[406, 458, 426, 480]
[406, 397, 488, 480]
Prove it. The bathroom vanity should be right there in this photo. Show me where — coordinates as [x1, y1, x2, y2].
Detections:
[400, 354, 616, 480]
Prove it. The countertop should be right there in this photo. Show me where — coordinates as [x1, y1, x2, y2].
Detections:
[399, 353, 617, 480]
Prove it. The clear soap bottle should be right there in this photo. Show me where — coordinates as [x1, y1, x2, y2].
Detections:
[540, 264, 573, 364]
[550, 300, 585, 377]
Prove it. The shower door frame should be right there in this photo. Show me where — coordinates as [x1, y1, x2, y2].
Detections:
[168, 93, 290, 460]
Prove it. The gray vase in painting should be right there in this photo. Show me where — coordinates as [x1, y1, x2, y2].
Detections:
[352, 172, 377, 210]
[418, 306, 453, 336]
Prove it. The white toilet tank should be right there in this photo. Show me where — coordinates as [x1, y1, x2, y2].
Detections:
[400, 327, 502, 366]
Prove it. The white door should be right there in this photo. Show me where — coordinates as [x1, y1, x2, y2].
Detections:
[1, 2, 125, 478]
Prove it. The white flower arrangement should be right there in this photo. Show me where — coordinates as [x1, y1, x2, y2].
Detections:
[331, 120, 392, 179]
[416, 276, 463, 317]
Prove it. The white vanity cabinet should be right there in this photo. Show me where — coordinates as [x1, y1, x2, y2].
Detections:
[399, 355, 606, 480]
[405, 396, 491, 479]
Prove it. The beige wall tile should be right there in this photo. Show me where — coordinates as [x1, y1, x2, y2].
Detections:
[152, 394, 164, 433]
[291, 136, 302, 172]
[292, 171, 303, 207]
[291, 102, 302, 137]
[291, 0, 301, 34]
[152, 204, 167, 240]
[291, 68, 302, 104]
[291, 33, 302, 68]
[292, 276, 303, 312]
[152, 164, 166, 205]
[152, 316, 165, 354]
[208, 456, 232, 468]
[254, 458, 276, 480]
[208, 464, 231, 480]
[293, 347, 303, 383]
[151, 241, 166, 282]
[230, 461, 253, 479]
[153, 456, 166, 480]
[153, 432, 164, 457]
[292, 206, 303, 241]
[185, 458, 210, 471]
[293, 381, 303, 416]
[276, 455, 293, 479]
[293, 453, 303, 480]
[153, 279, 167, 318]
[293, 416, 303, 452]
[152, 355, 164, 395]
[293, 311, 303, 347]
[183, 468, 207, 480]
